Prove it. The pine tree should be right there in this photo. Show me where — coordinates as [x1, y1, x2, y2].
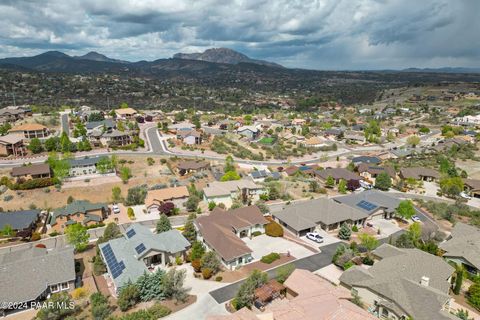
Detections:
[156, 214, 172, 233]
[182, 213, 197, 243]
[338, 223, 352, 240]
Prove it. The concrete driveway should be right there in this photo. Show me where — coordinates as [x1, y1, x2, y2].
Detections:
[243, 234, 313, 261]
[300, 228, 341, 247]
[369, 219, 402, 237]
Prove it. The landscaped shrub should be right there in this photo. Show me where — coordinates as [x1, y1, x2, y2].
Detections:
[362, 255, 374, 265]
[127, 207, 135, 220]
[49, 231, 60, 237]
[202, 268, 212, 279]
[215, 276, 223, 282]
[11, 177, 59, 190]
[265, 221, 283, 237]
[148, 303, 171, 318]
[352, 225, 359, 232]
[343, 261, 354, 270]
[30, 232, 41, 241]
[71, 287, 87, 300]
[191, 259, 202, 273]
[251, 231, 262, 237]
[3, 195, 13, 202]
[260, 252, 281, 264]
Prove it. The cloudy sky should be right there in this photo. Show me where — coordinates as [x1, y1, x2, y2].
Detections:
[0, 0, 478, 70]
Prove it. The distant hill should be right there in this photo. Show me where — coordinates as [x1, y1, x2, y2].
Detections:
[173, 48, 283, 68]
[402, 67, 480, 74]
[74, 51, 128, 64]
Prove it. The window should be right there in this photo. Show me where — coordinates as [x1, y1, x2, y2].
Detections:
[50, 284, 59, 293]
[60, 282, 69, 290]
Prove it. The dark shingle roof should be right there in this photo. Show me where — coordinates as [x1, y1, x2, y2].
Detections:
[0, 210, 40, 230]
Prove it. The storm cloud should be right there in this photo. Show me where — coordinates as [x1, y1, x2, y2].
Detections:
[0, 0, 478, 69]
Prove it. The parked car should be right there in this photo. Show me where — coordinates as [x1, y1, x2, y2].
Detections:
[306, 232, 324, 243]
[460, 192, 472, 200]
[112, 204, 121, 214]
[411, 215, 421, 222]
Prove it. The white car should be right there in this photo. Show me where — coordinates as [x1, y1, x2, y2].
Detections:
[112, 204, 121, 214]
[306, 232, 324, 243]
[460, 192, 472, 200]
[411, 215, 421, 222]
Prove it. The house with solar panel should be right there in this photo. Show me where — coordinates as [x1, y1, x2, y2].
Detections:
[99, 224, 190, 294]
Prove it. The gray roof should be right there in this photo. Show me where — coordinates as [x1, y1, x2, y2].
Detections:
[0, 246, 75, 304]
[352, 156, 381, 164]
[0, 210, 40, 230]
[439, 222, 480, 270]
[85, 119, 115, 130]
[333, 190, 401, 214]
[273, 198, 368, 231]
[340, 245, 455, 320]
[68, 156, 103, 167]
[315, 168, 361, 182]
[203, 179, 262, 198]
[99, 224, 190, 289]
[52, 200, 107, 224]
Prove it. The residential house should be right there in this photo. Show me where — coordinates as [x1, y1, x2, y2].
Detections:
[11, 163, 52, 180]
[283, 165, 319, 177]
[68, 156, 113, 177]
[195, 206, 268, 269]
[273, 198, 369, 235]
[0, 108, 24, 123]
[0, 209, 40, 237]
[302, 136, 329, 148]
[315, 168, 362, 184]
[99, 224, 190, 293]
[99, 129, 132, 147]
[176, 160, 210, 176]
[0, 246, 75, 316]
[9, 123, 49, 139]
[249, 169, 280, 182]
[344, 130, 366, 144]
[464, 179, 480, 198]
[177, 129, 202, 145]
[352, 155, 381, 166]
[237, 125, 260, 140]
[50, 200, 108, 233]
[356, 163, 396, 182]
[145, 186, 190, 214]
[291, 118, 307, 126]
[399, 167, 440, 182]
[114, 107, 137, 120]
[390, 147, 417, 159]
[439, 222, 480, 275]
[323, 128, 344, 139]
[168, 122, 195, 133]
[333, 190, 402, 220]
[208, 269, 377, 320]
[0, 134, 25, 156]
[203, 179, 265, 208]
[340, 244, 455, 320]
[85, 119, 115, 134]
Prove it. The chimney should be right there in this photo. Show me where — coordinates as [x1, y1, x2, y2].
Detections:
[420, 276, 430, 287]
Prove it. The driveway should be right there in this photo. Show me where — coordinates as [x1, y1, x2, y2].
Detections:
[243, 234, 313, 261]
[369, 219, 402, 237]
[300, 228, 341, 247]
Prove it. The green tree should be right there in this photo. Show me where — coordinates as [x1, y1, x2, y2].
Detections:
[136, 269, 166, 302]
[208, 201, 217, 211]
[60, 132, 74, 153]
[234, 270, 268, 309]
[453, 266, 464, 295]
[162, 268, 189, 302]
[439, 176, 464, 197]
[338, 179, 347, 194]
[467, 282, 480, 310]
[35, 292, 75, 320]
[185, 195, 200, 212]
[44, 136, 60, 152]
[375, 172, 392, 190]
[338, 223, 351, 240]
[125, 185, 148, 205]
[112, 186, 122, 203]
[190, 241, 205, 260]
[396, 200, 416, 220]
[156, 214, 172, 233]
[201, 251, 221, 274]
[224, 155, 235, 173]
[325, 175, 335, 188]
[73, 122, 87, 138]
[65, 223, 90, 252]
[97, 222, 122, 244]
[407, 222, 422, 245]
[275, 263, 295, 284]
[97, 157, 114, 174]
[120, 166, 132, 184]
[90, 292, 111, 320]
[406, 135, 421, 147]
[28, 138, 44, 154]
[221, 171, 241, 181]
[118, 282, 140, 311]
[182, 213, 197, 243]
[359, 233, 379, 251]
[456, 309, 474, 320]
[1, 224, 14, 237]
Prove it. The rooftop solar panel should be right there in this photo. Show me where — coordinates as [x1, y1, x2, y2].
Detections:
[135, 243, 146, 255]
[356, 200, 378, 211]
[126, 229, 136, 238]
[101, 244, 125, 279]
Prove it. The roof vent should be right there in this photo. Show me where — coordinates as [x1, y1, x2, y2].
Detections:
[420, 276, 430, 287]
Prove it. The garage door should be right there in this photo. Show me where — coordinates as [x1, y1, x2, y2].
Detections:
[370, 212, 384, 220]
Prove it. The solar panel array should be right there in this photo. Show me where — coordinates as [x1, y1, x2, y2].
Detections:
[135, 243, 146, 255]
[102, 244, 125, 279]
[126, 229, 136, 238]
[356, 200, 378, 211]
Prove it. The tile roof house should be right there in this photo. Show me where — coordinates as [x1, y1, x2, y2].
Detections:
[439, 222, 480, 275]
[11, 163, 52, 179]
[99, 224, 190, 293]
[340, 244, 455, 320]
[0, 133, 25, 157]
[208, 269, 376, 320]
[0, 209, 40, 237]
[399, 167, 440, 181]
[203, 179, 265, 209]
[50, 200, 108, 233]
[195, 206, 268, 270]
[273, 198, 369, 235]
[0, 246, 75, 316]
[145, 186, 190, 213]
[9, 123, 49, 139]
